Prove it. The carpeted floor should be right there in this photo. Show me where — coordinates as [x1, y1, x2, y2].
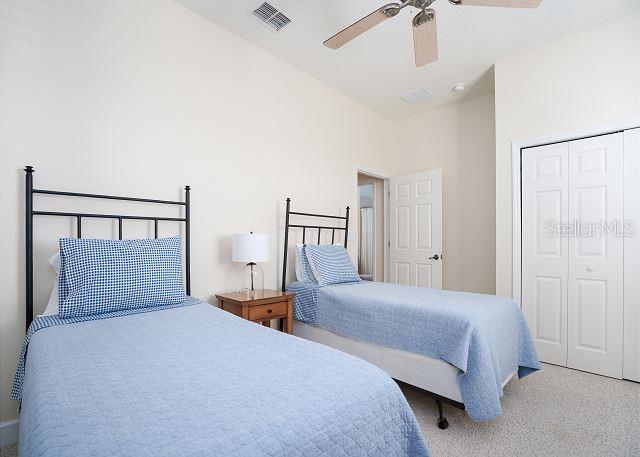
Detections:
[1, 363, 637, 456]
[405, 363, 640, 456]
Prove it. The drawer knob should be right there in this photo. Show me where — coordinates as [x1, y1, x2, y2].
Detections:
[267, 309, 272, 314]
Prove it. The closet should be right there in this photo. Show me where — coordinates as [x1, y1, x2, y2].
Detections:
[521, 129, 639, 379]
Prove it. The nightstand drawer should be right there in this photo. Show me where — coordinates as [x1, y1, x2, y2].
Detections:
[248, 302, 287, 321]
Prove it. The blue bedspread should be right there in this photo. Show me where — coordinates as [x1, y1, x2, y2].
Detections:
[16, 301, 428, 457]
[288, 281, 541, 421]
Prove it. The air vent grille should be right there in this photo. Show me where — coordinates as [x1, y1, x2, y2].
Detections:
[269, 13, 291, 31]
[252, 2, 292, 32]
[253, 2, 277, 21]
[399, 88, 434, 106]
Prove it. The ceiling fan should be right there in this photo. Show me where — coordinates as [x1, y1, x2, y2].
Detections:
[323, 0, 542, 67]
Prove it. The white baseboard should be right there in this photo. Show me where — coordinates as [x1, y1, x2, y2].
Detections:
[0, 418, 19, 447]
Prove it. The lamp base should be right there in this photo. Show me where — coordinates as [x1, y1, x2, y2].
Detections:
[240, 262, 264, 296]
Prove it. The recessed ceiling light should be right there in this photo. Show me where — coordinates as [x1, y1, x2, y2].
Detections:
[452, 83, 466, 93]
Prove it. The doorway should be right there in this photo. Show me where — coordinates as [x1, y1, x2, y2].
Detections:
[357, 172, 386, 282]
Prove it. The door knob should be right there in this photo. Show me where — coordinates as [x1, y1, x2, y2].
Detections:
[587, 266, 595, 272]
[429, 254, 441, 261]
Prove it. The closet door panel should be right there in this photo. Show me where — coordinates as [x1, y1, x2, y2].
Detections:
[522, 143, 569, 366]
[567, 133, 624, 379]
[624, 128, 640, 381]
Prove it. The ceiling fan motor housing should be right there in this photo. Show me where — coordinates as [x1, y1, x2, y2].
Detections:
[383, 0, 436, 18]
[414, 0, 437, 9]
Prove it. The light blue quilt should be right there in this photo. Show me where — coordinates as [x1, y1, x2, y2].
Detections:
[288, 281, 541, 421]
[17, 302, 429, 457]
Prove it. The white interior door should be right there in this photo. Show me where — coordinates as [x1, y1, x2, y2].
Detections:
[522, 142, 569, 367]
[388, 169, 442, 289]
[567, 133, 624, 379]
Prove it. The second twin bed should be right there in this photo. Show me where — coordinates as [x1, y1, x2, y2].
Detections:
[282, 199, 540, 427]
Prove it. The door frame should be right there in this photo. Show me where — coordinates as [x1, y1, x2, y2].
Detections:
[511, 117, 640, 306]
[354, 166, 390, 282]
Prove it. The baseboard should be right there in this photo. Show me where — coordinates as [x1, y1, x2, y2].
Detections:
[0, 418, 19, 447]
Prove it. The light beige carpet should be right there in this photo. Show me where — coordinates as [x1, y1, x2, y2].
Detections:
[406, 363, 639, 456]
[2, 363, 638, 456]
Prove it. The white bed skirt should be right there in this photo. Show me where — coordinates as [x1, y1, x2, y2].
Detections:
[294, 320, 516, 405]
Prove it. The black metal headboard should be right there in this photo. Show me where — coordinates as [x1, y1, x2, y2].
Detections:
[281, 198, 350, 292]
[24, 166, 191, 330]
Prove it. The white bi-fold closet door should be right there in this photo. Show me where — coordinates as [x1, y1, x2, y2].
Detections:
[522, 132, 624, 379]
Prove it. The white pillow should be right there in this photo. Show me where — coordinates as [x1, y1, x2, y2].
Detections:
[295, 244, 306, 282]
[41, 252, 61, 316]
[42, 276, 59, 316]
[49, 252, 61, 273]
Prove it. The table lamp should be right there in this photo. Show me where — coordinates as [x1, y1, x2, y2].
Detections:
[232, 232, 269, 295]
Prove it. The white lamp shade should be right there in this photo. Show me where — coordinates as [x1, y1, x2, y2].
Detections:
[232, 233, 269, 263]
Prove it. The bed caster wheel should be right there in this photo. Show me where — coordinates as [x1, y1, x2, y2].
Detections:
[437, 417, 449, 429]
[435, 399, 449, 430]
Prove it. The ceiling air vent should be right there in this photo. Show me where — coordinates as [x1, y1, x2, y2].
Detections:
[399, 88, 434, 106]
[252, 2, 292, 32]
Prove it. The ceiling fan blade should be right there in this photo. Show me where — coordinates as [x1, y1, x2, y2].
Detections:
[324, 6, 393, 50]
[413, 9, 438, 67]
[453, 0, 542, 7]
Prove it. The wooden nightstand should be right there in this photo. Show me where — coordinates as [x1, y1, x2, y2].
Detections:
[215, 289, 294, 334]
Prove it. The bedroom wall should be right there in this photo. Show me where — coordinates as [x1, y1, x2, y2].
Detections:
[0, 0, 395, 422]
[391, 93, 497, 294]
[494, 11, 640, 298]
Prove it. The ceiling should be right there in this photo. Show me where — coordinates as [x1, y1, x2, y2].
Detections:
[175, 0, 640, 120]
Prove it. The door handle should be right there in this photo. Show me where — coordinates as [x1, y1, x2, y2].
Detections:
[429, 254, 442, 261]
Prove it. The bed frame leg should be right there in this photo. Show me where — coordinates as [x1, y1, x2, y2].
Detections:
[435, 399, 449, 430]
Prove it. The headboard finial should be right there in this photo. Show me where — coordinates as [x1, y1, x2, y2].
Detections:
[24, 165, 34, 174]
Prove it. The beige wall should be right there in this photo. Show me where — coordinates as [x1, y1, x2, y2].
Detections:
[494, 12, 640, 298]
[0, 0, 395, 421]
[392, 93, 497, 294]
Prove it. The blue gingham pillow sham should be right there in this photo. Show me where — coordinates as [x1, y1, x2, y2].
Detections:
[58, 236, 187, 318]
[304, 244, 360, 286]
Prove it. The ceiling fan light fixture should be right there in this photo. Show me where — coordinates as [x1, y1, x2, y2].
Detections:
[323, 0, 542, 66]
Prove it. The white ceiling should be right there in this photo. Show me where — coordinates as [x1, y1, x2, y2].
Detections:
[175, 0, 640, 120]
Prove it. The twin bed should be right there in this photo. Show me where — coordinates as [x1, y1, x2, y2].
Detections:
[13, 168, 540, 456]
[281, 199, 540, 428]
